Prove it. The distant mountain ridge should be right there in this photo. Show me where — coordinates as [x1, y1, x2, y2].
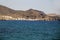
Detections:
[0, 5, 60, 21]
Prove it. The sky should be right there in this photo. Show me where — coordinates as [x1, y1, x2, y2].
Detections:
[0, 0, 60, 14]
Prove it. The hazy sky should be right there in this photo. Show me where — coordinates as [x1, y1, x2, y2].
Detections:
[0, 0, 60, 14]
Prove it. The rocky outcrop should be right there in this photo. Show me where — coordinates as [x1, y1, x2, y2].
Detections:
[0, 5, 60, 21]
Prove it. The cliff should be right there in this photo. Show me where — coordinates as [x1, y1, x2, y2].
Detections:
[0, 5, 60, 21]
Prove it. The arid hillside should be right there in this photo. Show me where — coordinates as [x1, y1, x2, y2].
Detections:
[0, 5, 60, 21]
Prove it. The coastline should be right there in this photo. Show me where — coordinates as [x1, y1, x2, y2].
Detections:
[0, 15, 60, 21]
[0, 15, 59, 21]
[0, 5, 60, 21]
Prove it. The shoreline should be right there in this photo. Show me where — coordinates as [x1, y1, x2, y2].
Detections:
[0, 16, 60, 21]
[0, 5, 60, 21]
[0, 19, 59, 21]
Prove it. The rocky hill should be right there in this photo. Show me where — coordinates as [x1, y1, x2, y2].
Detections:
[0, 5, 60, 21]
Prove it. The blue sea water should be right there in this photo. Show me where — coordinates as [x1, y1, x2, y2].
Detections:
[0, 20, 60, 40]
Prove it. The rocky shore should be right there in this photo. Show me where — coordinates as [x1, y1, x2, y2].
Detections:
[0, 5, 60, 21]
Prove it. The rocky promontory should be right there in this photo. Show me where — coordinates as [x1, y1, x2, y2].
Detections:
[0, 5, 60, 21]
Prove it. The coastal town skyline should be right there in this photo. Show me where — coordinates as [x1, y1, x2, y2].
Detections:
[0, 0, 60, 14]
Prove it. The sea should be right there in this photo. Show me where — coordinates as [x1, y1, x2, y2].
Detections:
[0, 20, 60, 40]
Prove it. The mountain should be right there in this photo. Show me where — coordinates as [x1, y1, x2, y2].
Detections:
[0, 5, 15, 15]
[0, 5, 60, 21]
